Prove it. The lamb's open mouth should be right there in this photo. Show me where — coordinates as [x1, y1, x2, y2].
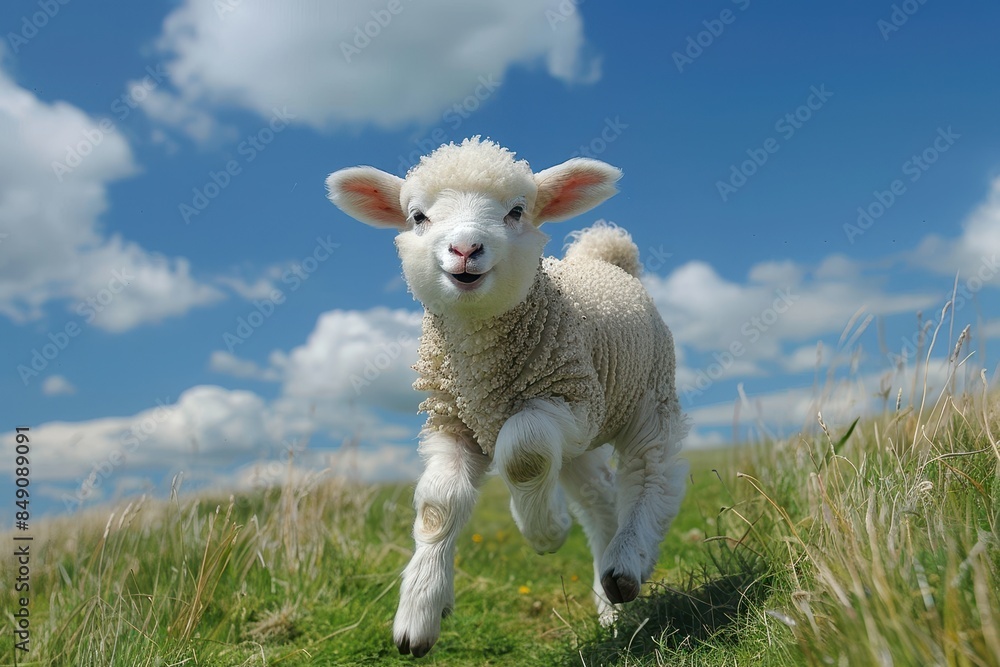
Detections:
[451, 272, 481, 284]
[448, 271, 488, 289]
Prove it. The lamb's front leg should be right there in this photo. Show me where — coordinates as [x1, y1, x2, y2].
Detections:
[495, 399, 587, 554]
[394, 430, 490, 657]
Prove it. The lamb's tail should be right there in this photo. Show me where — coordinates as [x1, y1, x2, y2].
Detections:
[563, 220, 642, 278]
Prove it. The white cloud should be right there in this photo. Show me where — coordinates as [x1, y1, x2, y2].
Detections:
[210, 306, 425, 445]
[133, 85, 234, 143]
[276, 307, 423, 412]
[216, 269, 284, 301]
[686, 358, 977, 443]
[688, 382, 870, 436]
[201, 442, 420, 502]
[982, 319, 1000, 340]
[1, 386, 278, 483]
[909, 175, 1000, 279]
[683, 428, 727, 450]
[42, 374, 76, 396]
[783, 342, 825, 373]
[74, 238, 224, 332]
[209, 350, 280, 381]
[146, 0, 600, 134]
[0, 64, 223, 331]
[2, 375, 423, 509]
[644, 259, 937, 365]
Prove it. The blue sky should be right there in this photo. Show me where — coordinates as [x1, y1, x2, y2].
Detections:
[2, 0, 999, 516]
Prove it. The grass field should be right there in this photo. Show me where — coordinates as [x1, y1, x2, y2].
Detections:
[3, 370, 998, 665]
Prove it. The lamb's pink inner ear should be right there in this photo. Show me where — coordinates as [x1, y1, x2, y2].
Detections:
[327, 167, 406, 229]
[342, 180, 400, 225]
[537, 171, 607, 220]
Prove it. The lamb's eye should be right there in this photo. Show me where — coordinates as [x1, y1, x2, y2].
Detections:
[412, 211, 427, 224]
[506, 205, 524, 222]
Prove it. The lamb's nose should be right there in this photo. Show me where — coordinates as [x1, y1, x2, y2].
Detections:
[449, 243, 483, 259]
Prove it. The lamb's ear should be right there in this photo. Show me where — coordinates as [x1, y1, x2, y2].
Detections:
[326, 166, 406, 229]
[531, 158, 622, 224]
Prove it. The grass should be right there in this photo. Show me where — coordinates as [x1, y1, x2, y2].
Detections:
[3, 346, 998, 665]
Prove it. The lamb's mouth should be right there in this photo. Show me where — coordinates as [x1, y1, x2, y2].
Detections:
[448, 271, 488, 289]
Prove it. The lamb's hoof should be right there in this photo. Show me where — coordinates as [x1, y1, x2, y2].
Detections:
[396, 634, 432, 658]
[523, 514, 572, 554]
[601, 568, 640, 604]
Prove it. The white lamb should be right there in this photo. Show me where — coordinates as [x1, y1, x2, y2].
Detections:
[326, 137, 688, 657]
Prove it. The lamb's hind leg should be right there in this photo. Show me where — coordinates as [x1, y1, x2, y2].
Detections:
[394, 430, 490, 657]
[561, 445, 619, 625]
[496, 399, 586, 554]
[601, 395, 688, 604]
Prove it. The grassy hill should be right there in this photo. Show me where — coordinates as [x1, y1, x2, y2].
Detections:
[3, 388, 998, 666]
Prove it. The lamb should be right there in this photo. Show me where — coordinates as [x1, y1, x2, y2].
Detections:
[326, 137, 688, 657]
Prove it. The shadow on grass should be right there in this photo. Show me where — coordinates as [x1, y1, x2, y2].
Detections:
[572, 546, 772, 665]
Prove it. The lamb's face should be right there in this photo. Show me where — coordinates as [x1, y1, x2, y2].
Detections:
[326, 137, 621, 320]
[394, 177, 546, 319]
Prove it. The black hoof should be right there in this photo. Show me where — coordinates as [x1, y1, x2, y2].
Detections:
[601, 568, 640, 604]
[397, 634, 432, 658]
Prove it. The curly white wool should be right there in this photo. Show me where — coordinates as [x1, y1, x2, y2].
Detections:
[415, 226, 678, 457]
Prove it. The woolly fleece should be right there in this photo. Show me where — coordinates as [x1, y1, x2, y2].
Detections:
[414, 225, 679, 456]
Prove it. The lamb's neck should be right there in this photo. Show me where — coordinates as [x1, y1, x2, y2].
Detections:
[434, 269, 550, 370]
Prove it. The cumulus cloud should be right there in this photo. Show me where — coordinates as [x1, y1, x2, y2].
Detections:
[0, 64, 223, 330]
[983, 319, 1000, 340]
[909, 175, 1000, 280]
[144, 0, 600, 135]
[686, 356, 981, 446]
[782, 342, 825, 373]
[1, 386, 277, 483]
[644, 258, 937, 365]
[215, 271, 284, 301]
[42, 374, 76, 396]
[210, 306, 425, 445]
[133, 85, 235, 144]
[0, 371, 422, 508]
[274, 307, 423, 411]
[209, 350, 281, 381]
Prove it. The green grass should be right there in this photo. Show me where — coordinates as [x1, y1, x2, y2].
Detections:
[3, 389, 998, 665]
